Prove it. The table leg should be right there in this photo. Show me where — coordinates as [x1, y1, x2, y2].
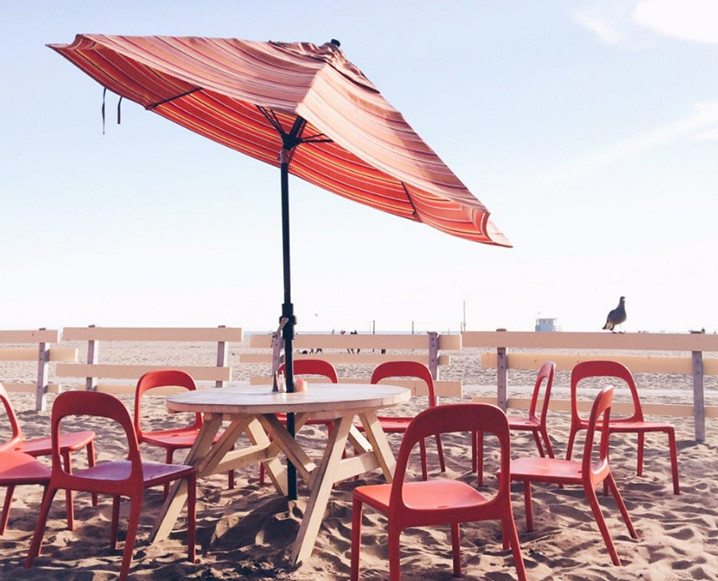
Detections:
[197, 416, 253, 477]
[245, 418, 287, 496]
[150, 414, 223, 542]
[358, 410, 397, 481]
[290, 414, 353, 567]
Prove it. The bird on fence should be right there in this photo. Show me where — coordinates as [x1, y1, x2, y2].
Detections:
[603, 296, 627, 333]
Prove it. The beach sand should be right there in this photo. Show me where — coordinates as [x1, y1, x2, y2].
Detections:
[1, 346, 717, 580]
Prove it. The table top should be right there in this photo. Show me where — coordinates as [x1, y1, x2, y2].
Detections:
[165, 383, 411, 415]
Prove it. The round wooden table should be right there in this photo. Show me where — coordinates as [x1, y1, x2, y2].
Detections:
[151, 382, 411, 567]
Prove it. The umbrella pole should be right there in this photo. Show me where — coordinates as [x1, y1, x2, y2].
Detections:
[280, 147, 298, 501]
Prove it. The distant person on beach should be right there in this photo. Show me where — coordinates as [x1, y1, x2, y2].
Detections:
[351, 330, 360, 353]
[603, 296, 627, 333]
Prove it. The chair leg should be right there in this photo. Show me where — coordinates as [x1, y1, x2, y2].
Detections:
[523, 481, 534, 532]
[163, 450, 174, 500]
[0, 484, 15, 535]
[61, 450, 75, 531]
[388, 523, 402, 581]
[667, 428, 680, 494]
[476, 431, 484, 487]
[584, 481, 621, 566]
[186, 472, 197, 564]
[25, 485, 57, 569]
[504, 513, 528, 581]
[435, 433, 446, 473]
[532, 430, 546, 457]
[605, 473, 638, 539]
[87, 441, 98, 506]
[419, 439, 428, 481]
[637, 432, 645, 477]
[350, 497, 363, 581]
[111, 495, 121, 550]
[540, 427, 555, 458]
[119, 496, 142, 581]
[450, 522, 462, 577]
[565, 427, 578, 461]
[471, 431, 477, 472]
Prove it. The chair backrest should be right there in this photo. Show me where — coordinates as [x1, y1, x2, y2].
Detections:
[0, 382, 23, 451]
[371, 361, 437, 406]
[52, 390, 143, 494]
[527, 361, 555, 425]
[279, 359, 338, 383]
[134, 369, 201, 440]
[582, 386, 615, 486]
[570, 360, 643, 424]
[390, 403, 511, 516]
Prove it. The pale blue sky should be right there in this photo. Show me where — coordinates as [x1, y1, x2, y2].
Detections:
[1, 1, 717, 334]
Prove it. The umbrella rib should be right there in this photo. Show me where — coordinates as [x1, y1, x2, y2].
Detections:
[401, 182, 420, 220]
[257, 106, 286, 138]
[147, 87, 203, 110]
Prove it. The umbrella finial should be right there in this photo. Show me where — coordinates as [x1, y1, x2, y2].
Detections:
[330, 38, 341, 47]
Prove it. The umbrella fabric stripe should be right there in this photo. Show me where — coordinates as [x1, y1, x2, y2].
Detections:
[49, 34, 510, 247]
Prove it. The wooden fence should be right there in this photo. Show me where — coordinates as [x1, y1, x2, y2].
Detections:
[54, 326, 243, 399]
[244, 331, 463, 397]
[463, 330, 718, 441]
[3, 326, 717, 441]
[0, 329, 77, 411]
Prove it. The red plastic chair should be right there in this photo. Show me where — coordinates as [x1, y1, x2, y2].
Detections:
[351, 403, 526, 581]
[566, 360, 679, 494]
[0, 451, 51, 535]
[134, 369, 233, 494]
[276, 359, 338, 429]
[474, 361, 556, 485]
[367, 361, 446, 480]
[0, 382, 96, 530]
[259, 359, 339, 484]
[502, 386, 638, 566]
[25, 390, 196, 581]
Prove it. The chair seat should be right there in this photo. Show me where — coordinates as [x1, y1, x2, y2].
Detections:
[375, 416, 411, 432]
[15, 431, 96, 456]
[0, 451, 51, 484]
[73, 460, 195, 488]
[573, 417, 674, 433]
[603, 419, 674, 433]
[506, 416, 540, 430]
[356, 479, 489, 513]
[509, 456, 585, 485]
[142, 428, 219, 450]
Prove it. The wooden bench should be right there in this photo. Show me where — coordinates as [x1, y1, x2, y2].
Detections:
[463, 330, 718, 441]
[0, 329, 78, 410]
[56, 326, 243, 395]
[243, 332, 463, 397]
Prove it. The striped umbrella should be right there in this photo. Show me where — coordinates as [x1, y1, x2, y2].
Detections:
[49, 35, 510, 496]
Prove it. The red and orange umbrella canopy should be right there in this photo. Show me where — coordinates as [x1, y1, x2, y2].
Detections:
[49, 35, 509, 247]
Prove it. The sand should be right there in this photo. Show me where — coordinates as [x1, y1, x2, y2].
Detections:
[1, 346, 717, 580]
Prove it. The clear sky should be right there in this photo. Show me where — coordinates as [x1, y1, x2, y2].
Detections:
[1, 1, 717, 334]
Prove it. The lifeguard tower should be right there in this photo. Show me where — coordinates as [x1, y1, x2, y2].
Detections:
[535, 317, 561, 332]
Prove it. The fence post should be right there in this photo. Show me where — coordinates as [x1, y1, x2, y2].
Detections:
[35, 327, 49, 412]
[85, 324, 98, 391]
[496, 328, 508, 412]
[428, 332, 439, 380]
[691, 330, 706, 442]
[215, 325, 228, 388]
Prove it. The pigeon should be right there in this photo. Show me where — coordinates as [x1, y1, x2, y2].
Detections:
[603, 296, 626, 333]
